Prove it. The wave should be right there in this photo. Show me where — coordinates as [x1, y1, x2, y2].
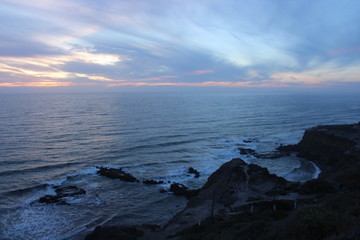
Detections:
[119, 138, 206, 153]
[2, 184, 49, 197]
[0, 162, 80, 177]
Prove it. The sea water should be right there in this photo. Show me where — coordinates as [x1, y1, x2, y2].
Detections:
[0, 92, 359, 240]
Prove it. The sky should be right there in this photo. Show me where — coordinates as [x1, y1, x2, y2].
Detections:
[0, 0, 360, 92]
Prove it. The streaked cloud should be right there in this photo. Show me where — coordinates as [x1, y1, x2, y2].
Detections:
[0, 0, 360, 90]
[190, 69, 215, 75]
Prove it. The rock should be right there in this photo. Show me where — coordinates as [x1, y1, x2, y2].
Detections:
[38, 195, 65, 204]
[169, 183, 200, 199]
[140, 224, 162, 232]
[86, 123, 360, 240]
[38, 185, 86, 205]
[165, 158, 290, 235]
[159, 188, 167, 193]
[297, 179, 339, 195]
[85, 226, 143, 240]
[295, 123, 360, 188]
[296, 124, 359, 166]
[54, 185, 86, 196]
[96, 166, 139, 182]
[169, 183, 189, 195]
[239, 147, 256, 155]
[143, 179, 165, 185]
[276, 144, 299, 152]
[188, 167, 200, 178]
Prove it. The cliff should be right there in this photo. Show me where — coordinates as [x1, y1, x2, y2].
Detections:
[85, 122, 360, 240]
[296, 122, 360, 188]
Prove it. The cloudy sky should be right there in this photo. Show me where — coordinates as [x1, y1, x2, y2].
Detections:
[1, 0, 360, 91]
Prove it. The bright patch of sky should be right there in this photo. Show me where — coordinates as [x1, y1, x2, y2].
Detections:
[0, 0, 360, 91]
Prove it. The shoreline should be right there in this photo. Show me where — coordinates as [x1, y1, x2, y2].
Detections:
[85, 122, 360, 240]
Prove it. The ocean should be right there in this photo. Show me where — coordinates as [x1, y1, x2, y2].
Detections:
[0, 92, 359, 240]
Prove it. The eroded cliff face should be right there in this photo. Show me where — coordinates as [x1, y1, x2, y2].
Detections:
[296, 123, 360, 187]
[165, 123, 360, 240]
[164, 159, 291, 235]
[298, 124, 359, 163]
[86, 123, 360, 240]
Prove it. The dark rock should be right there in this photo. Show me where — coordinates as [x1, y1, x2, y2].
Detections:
[184, 189, 201, 199]
[247, 196, 262, 202]
[140, 224, 162, 232]
[143, 179, 165, 185]
[169, 183, 200, 199]
[247, 164, 287, 186]
[85, 225, 143, 240]
[296, 124, 359, 166]
[297, 179, 339, 195]
[295, 123, 360, 187]
[243, 139, 253, 143]
[159, 188, 167, 193]
[54, 185, 86, 197]
[96, 166, 139, 182]
[38, 185, 86, 205]
[239, 147, 256, 155]
[188, 167, 200, 178]
[38, 195, 62, 204]
[170, 183, 189, 196]
[276, 144, 299, 152]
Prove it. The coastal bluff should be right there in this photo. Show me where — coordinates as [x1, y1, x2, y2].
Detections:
[296, 123, 360, 188]
[85, 122, 360, 240]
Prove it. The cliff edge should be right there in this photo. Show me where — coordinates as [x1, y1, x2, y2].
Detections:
[85, 122, 360, 240]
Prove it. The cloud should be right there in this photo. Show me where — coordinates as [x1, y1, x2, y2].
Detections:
[1, 0, 360, 90]
[190, 69, 214, 75]
[0, 81, 72, 87]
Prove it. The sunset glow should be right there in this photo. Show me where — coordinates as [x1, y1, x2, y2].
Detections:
[1, 0, 360, 91]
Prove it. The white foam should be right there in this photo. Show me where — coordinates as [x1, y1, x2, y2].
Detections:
[43, 166, 98, 187]
[1, 205, 70, 240]
[310, 161, 321, 179]
[23, 185, 56, 206]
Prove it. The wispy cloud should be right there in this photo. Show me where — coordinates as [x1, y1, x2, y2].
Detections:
[190, 69, 214, 75]
[1, 0, 360, 90]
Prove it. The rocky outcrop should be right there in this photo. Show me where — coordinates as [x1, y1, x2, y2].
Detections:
[142, 179, 165, 185]
[188, 167, 200, 178]
[239, 147, 290, 159]
[167, 122, 360, 240]
[96, 166, 139, 182]
[85, 226, 144, 240]
[297, 123, 360, 165]
[86, 122, 360, 240]
[294, 122, 360, 188]
[38, 185, 86, 205]
[163, 158, 295, 236]
[169, 183, 200, 199]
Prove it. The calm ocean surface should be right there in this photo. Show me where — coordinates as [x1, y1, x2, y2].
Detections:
[0, 92, 359, 240]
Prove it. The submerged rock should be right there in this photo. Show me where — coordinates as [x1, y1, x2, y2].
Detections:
[188, 167, 200, 178]
[85, 226, 143, 240]
[238, 147, 256, 156]
[169, 183, 200, 199]
[276, 144, 299, 152]
[159, 188, 167, 193]
[96, 166, 139, 182]
[38, 185, 86, 205]
[143, 179, 165, 185]
[169, 183, 189, 195]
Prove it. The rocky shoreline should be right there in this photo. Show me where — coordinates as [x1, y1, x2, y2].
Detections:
[85, 122, 360, 240]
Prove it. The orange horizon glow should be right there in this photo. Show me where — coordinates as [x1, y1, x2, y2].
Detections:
[190, 69, 215, 75]
[0, 81, 72, 87]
